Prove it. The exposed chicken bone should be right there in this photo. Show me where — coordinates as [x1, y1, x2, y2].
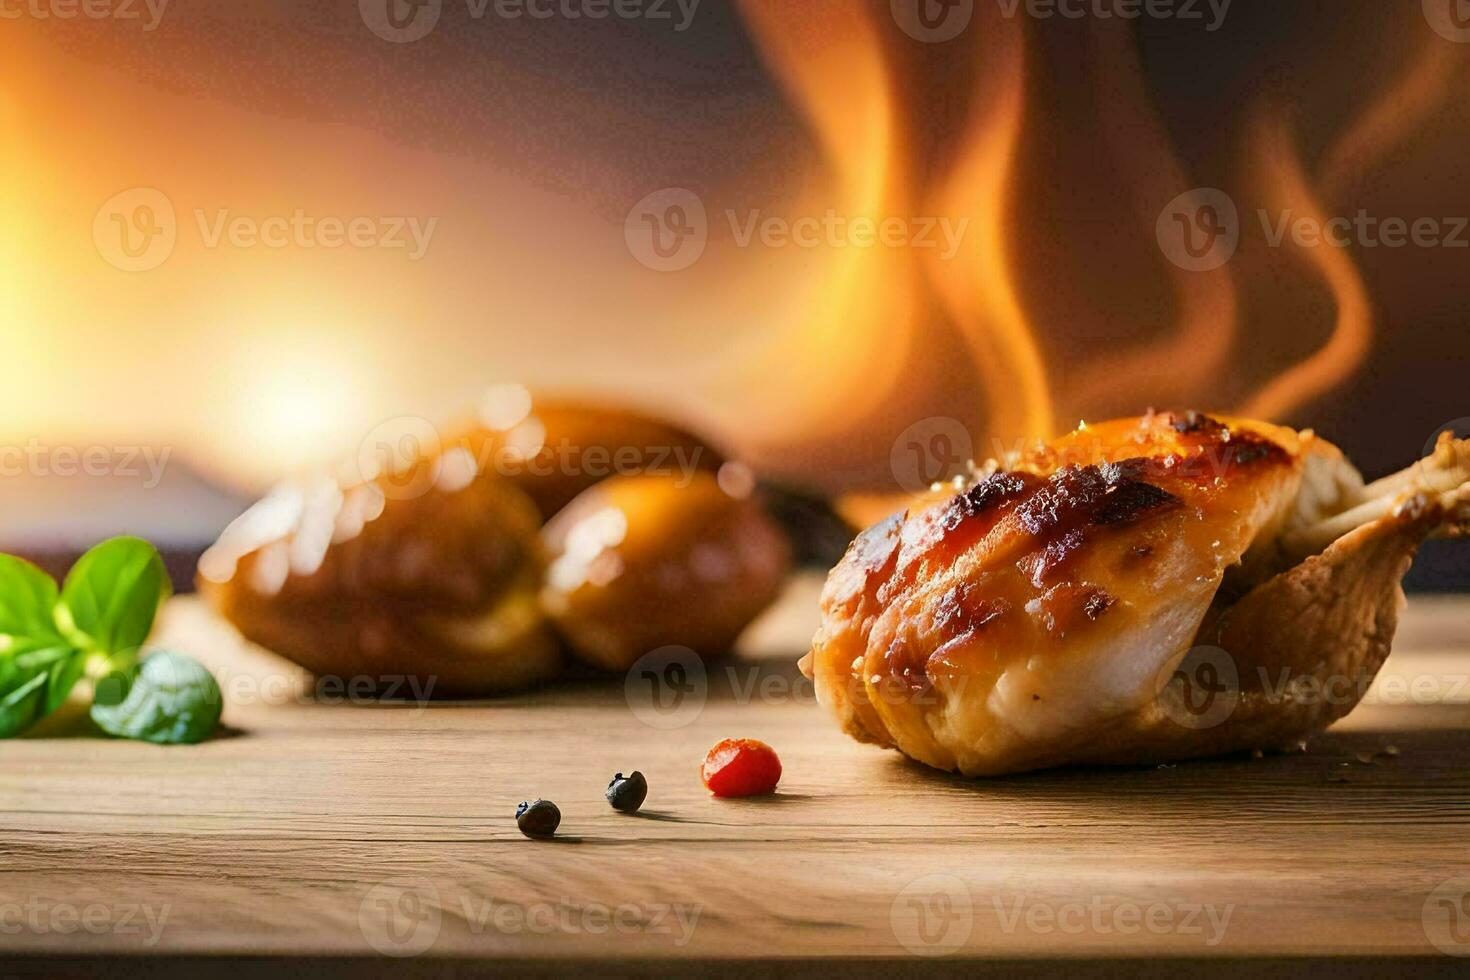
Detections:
[1281, 432, 1470, 559]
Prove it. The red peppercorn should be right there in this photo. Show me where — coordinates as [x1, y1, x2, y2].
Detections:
[701, 738, 782, 797]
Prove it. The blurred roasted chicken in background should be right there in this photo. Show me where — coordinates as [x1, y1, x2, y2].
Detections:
[804, 412, 1470, 776]
[542, 471, 790, 671]
[199, 392, 790, 694]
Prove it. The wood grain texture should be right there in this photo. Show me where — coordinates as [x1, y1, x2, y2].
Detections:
[3, 581, 1469, 970]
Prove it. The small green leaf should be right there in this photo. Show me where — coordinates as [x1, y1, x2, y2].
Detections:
[0, 672, 50, 738]
[0, 645, 87, 738]
[0, 555, 64, 654]
[14, 645, 76, 672]
[90, 651, 222, 745]
[43, 650, 88, 717]
[58, 537, 171, 656]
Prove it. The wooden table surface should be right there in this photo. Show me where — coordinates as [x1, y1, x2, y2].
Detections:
[4, 579, 1469, 975]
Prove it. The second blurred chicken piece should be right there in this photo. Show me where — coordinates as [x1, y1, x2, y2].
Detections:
[198, 449, 558, 695]
[540, 470, 792, 671]
[457, 387, 724, 519]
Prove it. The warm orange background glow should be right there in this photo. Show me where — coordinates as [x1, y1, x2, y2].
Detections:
[3, 2, 1468, 495]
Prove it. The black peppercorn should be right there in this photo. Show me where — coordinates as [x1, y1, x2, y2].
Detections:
[606, 771, 648, 813]
[516, 799, 560, 838]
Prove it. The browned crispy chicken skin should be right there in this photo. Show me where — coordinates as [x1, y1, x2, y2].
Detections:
[804, 412, 1470, 776]
[198, 445, 559, 696]
[199, 394, 788, 695]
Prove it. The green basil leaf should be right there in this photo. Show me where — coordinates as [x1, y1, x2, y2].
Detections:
[43, 649, 88, 717]
[0, 672, 49, 738]
[0, 555, 65, 654]
[57, 537, 171, 656]
[90, 651, 222, 745]
[0, 646, 87, 738]
[14, 645, 76, 672]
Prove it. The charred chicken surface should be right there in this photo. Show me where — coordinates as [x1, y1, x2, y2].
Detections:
[803, 411, 1469, 776]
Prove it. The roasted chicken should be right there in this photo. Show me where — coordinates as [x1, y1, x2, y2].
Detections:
[199, 394, 787, 695]
[541, 471, 791, 671]
[451, 395, 724, 520]
[198, 444, 560, 696]
[803, 412, 1469, 776]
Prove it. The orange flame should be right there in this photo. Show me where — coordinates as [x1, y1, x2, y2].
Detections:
[731, 7, 1465, 481]
[1236, 112, 1374, 421]
[924, 5, 1053, 445]
[1065, 21, 1237, 417]
[730, 0, 921, 443]
[6, 7, 1465, 494]
[1318, 42, 1464, 199]
[1240, 38, 1463, 420]
[733, 0, 1054, 460]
